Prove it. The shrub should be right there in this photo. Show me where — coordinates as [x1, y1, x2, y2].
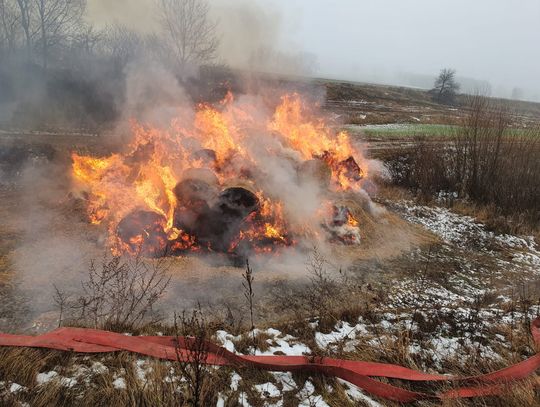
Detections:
[392, 95, 540, 227]
[54, 254, 170, 332]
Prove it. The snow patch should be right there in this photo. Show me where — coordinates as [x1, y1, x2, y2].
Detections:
[113, 377, 126, 390]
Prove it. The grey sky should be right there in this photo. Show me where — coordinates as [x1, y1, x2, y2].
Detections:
[88, 0, 540, 100]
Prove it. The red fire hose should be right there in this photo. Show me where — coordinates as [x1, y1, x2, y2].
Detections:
[1, 318, 539, 402]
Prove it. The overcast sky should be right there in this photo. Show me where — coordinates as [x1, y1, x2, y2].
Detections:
[88, 0, 540, 100]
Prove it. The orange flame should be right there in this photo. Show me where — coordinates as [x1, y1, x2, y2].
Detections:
[71, 92, 366, 255]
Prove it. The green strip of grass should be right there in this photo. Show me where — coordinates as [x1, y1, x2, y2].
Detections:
[345, 123, 537, 138]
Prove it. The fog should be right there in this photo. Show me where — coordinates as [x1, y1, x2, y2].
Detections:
[87, 0, 540, 101]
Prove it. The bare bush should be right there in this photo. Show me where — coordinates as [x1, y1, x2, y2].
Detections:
[409, 139, 453, 200]
[269, 248, 365, 333]
[173, 309, 215, 407]
[455, 97, 540, 223]
[394, 95, 540, 228]
[242, 259, 255, 332]
[55, 254, 170, 331]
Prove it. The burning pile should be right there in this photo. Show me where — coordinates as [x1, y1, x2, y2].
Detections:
[72, 93, 368, 257]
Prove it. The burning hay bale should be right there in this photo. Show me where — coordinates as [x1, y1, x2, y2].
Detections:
[317, 151, 364, 186]
[217, 187, 259, 219]
[71, 92, 377, 259]
[298, 159, 332, 187]
[338, 156, 364, 182]
[117, 210, 168, 256]
[184, 186, 260, 253]
[173, 174, 219, 227]
[174, 178, 218, 206]
[325, 205, 362, 245]
[190, 148, 217, 167]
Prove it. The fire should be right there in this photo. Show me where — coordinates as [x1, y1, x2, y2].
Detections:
[71, 92, 366, 256]
[193, 106, 243, 161]
[269, 94, 366, 189]
[347, 212, 359, 227]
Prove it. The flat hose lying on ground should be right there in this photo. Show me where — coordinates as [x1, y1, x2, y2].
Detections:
[0, 318, 539, 402]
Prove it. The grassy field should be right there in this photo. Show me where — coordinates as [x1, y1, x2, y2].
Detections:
[345, 123, 540, 139]
[350, 123, 459, 138]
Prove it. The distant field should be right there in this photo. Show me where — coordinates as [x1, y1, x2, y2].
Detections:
[344, 123, 539, 138]
[354, 123, 458, 137]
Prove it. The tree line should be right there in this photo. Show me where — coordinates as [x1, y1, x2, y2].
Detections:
[0, 0, 219, 74]
[0, 0, 221, 129]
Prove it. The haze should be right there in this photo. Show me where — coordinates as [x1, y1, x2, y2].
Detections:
[87, 0, 540, 101]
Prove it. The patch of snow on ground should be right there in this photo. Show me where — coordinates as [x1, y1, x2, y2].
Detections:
[9, 383, 25, 393]
[297, 381, 330, 407]
[255, 382, 280, 398]
[224, 328, 311, 356]
[337, 379, 384, 407]
[60, 377, 77, 388]
[238, 392, 252, 407]
[267, 334, 310, 356]
[112, 377, 126, 390]
[391, 201, 540, 267]
[315, 320, 368, 349]
[135, 359, 150, 382]
[272, 372, 296, 391]
[91, 361, 108, 374]
[36, 371, 58, 385]
[230, 373, 242, 391]
[35, 370, 79, 388]
[216, 330, 241, 353]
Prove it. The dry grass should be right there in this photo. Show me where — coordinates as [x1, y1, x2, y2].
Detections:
[0, 348, 233, 407]
[54, 254, 171, 333]
[385, 96, 540, 233]
[233, 331, 273, 355]
[1, 287, 539, 406]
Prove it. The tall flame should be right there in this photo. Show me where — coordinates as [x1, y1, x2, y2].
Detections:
[71, 92, 366, 256]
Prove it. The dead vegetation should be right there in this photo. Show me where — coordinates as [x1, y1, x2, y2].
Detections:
[54, 254, 171, 333]
[0, 246, 539, 405]
[173, 309, 213, 407]
[268, 248, 369, 336]
[383, 95, 540, 235]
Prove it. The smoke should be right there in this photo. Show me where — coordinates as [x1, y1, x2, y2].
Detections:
[120, 60, 194, 127]
[211, 0, 318, 76]
[4, 158, 95, 330]
[0, 1, 388, 333]
[86, 0, 158, 33]
[86, 0, 318, 77]
[2, 59, 381, 328]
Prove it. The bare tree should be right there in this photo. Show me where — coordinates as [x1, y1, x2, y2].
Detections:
[69, 23, 102, 58]
[33, 0, 86, 68]
[14, 0, 33, 55]
[0, 0, 21, 55]
[157, 0, 219, 75]
[431, 68, 460, 105]
[101, 23, 145, 68]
